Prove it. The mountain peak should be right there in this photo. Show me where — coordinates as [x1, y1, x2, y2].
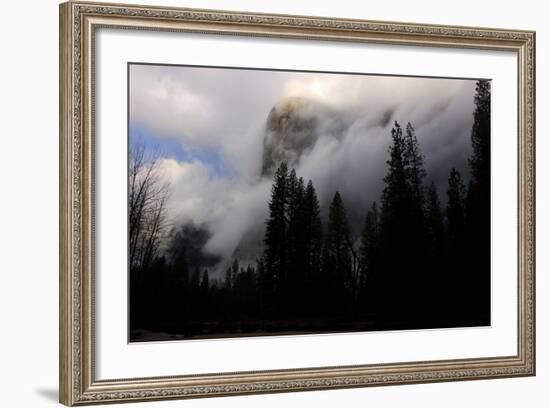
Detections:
[262, 97, 344, 175]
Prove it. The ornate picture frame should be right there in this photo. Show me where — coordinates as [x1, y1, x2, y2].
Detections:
[59, 1, 535, 405]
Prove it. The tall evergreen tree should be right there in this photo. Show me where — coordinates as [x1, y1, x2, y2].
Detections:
[323, 192, 353, 314]
[286, 169, 306, 313]
[263, 162, 289, 317]
[379, 121, 416, 318]
[224, 266, 233, 290]
[403, 122, 430, 318]
[301, 180, 323, 314]
[425, 182, 446, 265]
[199, 270, 210, 320]
[465, 80, 491, 325]
[404, 122, 427, 206]
[380, 122, 411, 232]
[200, 270, 210, 292]
[469, 80, 491, 186]
[382, 122, 409, 200]
[161, 235, 192, 332]
[446, 168, 466, 246]
[255, 256, 269, 317]
[358, 202, 380, 312]
[424, 181, 447, 322]
[231, 259, 240, 286]
[446, 168, 468, 322]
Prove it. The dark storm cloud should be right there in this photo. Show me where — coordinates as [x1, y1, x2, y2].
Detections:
[130, 64, 477, 274]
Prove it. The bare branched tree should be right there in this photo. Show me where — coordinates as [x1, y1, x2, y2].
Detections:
[129, 143, 171, 271]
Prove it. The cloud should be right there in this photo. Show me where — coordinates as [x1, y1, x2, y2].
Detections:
[130, 67, 213, 145]
[130, 64, 290, 179]
[156, 158, 271, 270]
[131, 64, 479, 276]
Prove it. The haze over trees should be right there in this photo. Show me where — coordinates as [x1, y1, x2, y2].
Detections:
[130, 80, 491, 341]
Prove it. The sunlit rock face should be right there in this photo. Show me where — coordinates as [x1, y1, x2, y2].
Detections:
[261, 97, 346, 175]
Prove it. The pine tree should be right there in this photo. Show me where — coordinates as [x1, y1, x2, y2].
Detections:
[404, 122, 427, 206]
[378, 121, 414, 317]
[469, 80, 491, 186]
[380, 122, 411, 227]
[424, 181, 447, 322]
[445, 168, 468, 322]
[200, 270, 210, 292]
[303, 180, 323, 308]
[358, 202, 380, 312]
[224, 266, 233, 289]
[286, 169, 306, 313]
[465, 80, 491, 325]
[163, 233, 191, 331]
[446, 168, 466, 247]
[256, 256, 269, 316]
[263, 162, 289, 317]
[287, 169, 305, 222]
[425, 182, 446, 262]
[231, 259, 240, 285]
[323, 192, 353, 314]
[236, 265, 259, 320]
[404, 122, 430, 318]
[199, 270, 210, 320]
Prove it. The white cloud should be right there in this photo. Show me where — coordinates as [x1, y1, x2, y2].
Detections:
[130, 67, 213, 145]
[131, 64, 479, 275]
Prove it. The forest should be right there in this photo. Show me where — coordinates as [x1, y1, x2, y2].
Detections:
[129, 80, 491, 341]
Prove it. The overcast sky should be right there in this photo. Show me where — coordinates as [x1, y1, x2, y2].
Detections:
[129, 63, 479, 273]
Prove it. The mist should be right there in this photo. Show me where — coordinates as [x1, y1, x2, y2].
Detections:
[130, 64, 478, 276]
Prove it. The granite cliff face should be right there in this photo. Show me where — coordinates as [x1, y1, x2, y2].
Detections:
[261, 97, 347, 175]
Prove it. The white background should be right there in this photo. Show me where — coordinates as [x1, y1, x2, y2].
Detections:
[0, 0, 547, 406]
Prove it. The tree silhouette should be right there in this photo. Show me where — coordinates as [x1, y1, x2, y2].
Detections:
[128, 144, 172, 333]
[129, 143, 171, 271]
[263, 162, 289, 317]
[404, 122, 427, 206]
[424, 181, 447, 322]
[286, 169, 306, 314]
[358, 202, 380, 312]
[446, 168, 466, 248]
[403, 121, 430, 319]
[465, 80, 491, 325]
[378, 122, 418, 319]
[287, 176, 323, 315]
[425, 182, 446, 261]
[323, 192, 353, 315]
[445, 168, 467, 322]
[129, 87, 493, 341]
[469, 80, 491, 186]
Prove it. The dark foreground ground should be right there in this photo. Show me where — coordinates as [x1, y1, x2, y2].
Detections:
[130, 315, 489, 342]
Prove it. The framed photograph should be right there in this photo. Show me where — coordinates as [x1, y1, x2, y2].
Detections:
[59, 1, 536, 405]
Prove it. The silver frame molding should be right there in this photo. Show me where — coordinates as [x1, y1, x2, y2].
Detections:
[59, 1, 536, 405]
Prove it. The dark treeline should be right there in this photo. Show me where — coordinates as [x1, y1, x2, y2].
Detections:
[130, 80, 491, 341]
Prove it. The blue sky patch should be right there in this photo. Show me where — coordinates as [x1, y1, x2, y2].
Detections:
[129, 125, 235, 178]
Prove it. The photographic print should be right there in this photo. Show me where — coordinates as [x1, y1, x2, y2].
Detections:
[60, 4, 535, 403]
[128, 63, 491, 342]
